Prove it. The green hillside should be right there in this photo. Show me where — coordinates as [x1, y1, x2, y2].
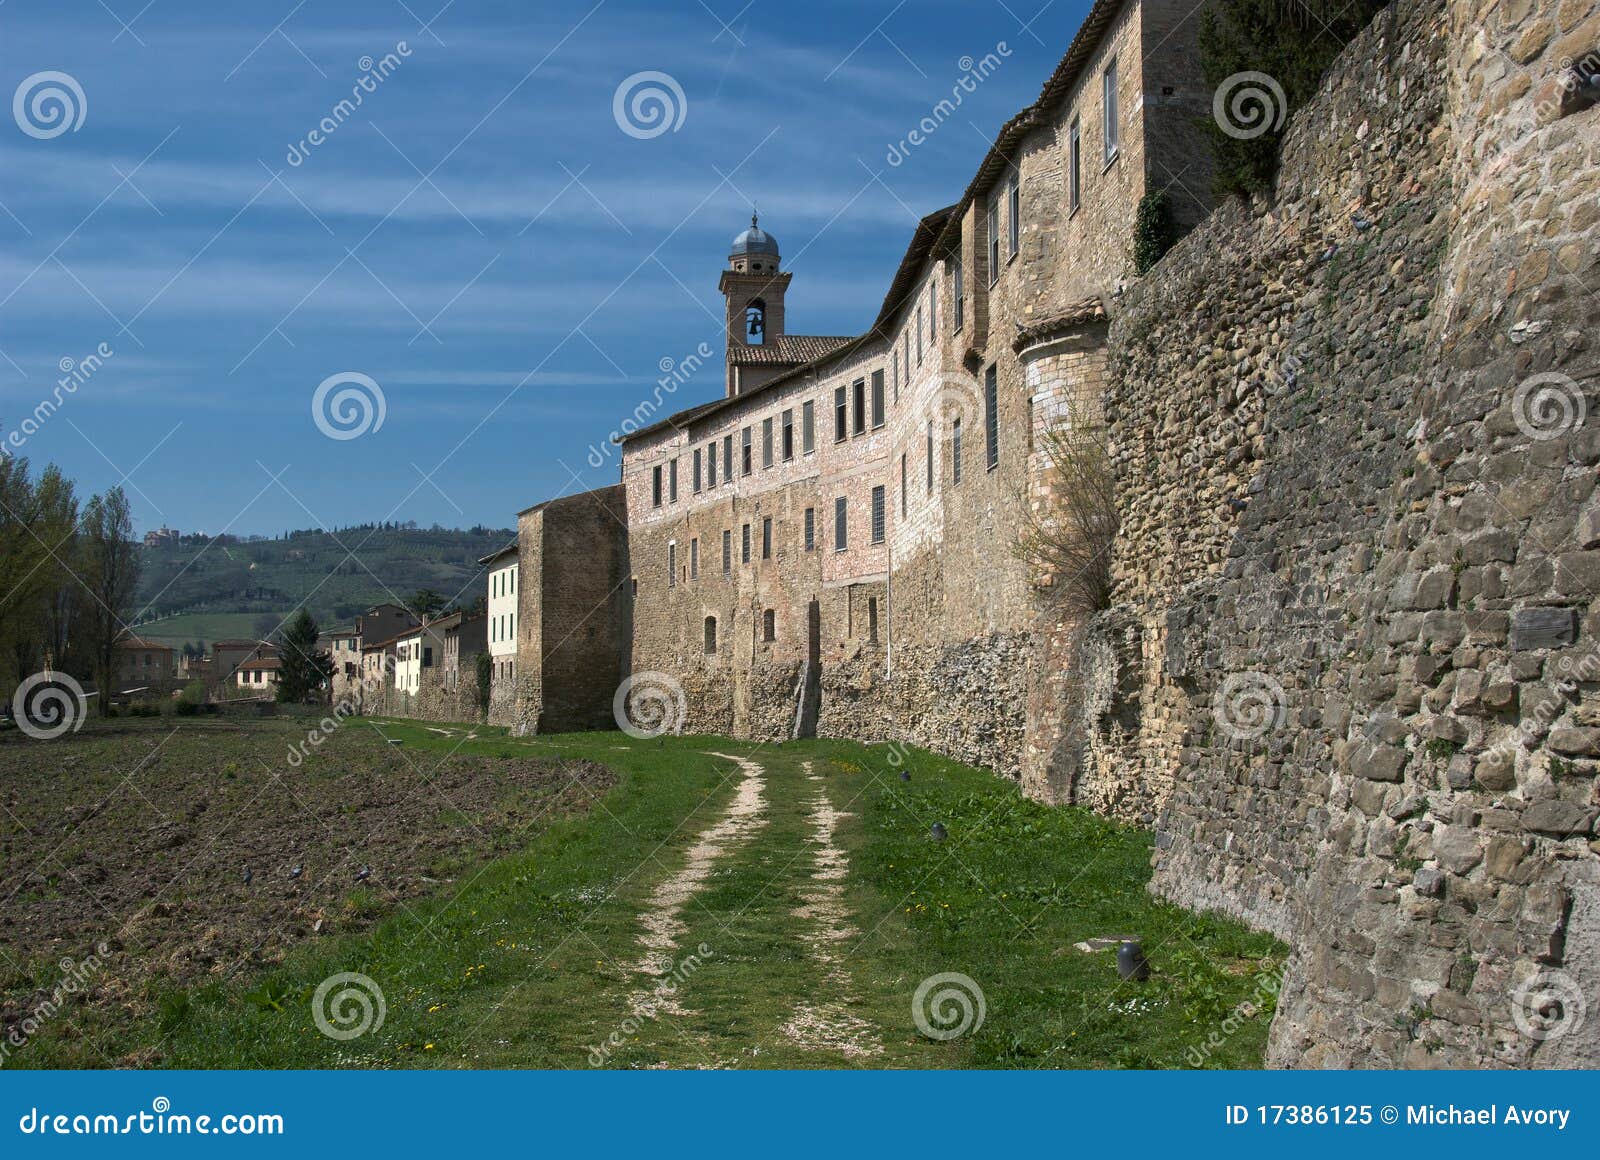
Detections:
[132, 524, 514, 640]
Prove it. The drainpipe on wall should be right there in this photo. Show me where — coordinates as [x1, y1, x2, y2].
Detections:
[885, 542, 893, 681]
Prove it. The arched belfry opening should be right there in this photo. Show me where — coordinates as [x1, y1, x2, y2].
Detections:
[745, 297, 767, 345]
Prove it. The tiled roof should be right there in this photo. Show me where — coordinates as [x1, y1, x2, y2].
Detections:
[1011, 298, 1109, 351]
[478, 542, 518, 565]
[730, 334, 854, 366]
[239, 657, 282, 671]
[115, 634, 172, 651]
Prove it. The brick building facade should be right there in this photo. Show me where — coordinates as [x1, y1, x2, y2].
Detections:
[615, 0, 1211, 772]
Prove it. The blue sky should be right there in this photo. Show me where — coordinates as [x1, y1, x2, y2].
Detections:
[0, 0, 1091, 535]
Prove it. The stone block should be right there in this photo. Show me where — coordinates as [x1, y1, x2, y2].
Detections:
[1510, 607, 1577, 650]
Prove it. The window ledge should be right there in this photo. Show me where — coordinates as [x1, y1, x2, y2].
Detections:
[1101, 148, 1120, 174]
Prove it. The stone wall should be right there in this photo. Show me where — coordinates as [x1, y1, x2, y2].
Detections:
[1058, 0, 1600, 1066]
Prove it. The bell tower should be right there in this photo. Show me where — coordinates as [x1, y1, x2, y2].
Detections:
[720, 212, 791, 397]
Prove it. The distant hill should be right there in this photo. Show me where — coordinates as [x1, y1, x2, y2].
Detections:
[131, 524, 515, 645]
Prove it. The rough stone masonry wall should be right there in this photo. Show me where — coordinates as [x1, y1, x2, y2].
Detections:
[1066, 0, 1600, 1066]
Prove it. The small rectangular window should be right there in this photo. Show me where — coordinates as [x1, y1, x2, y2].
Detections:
[871, 485, 885, 544]
[953, 255, 964, 332]
[870, 370, 885, 428]
[926, 420, 934, 494]
[723, 435, 732, 483]
[916, 305, 923, 365]
[762, 417, 774, 468]
[722, 529, 731, 573]
[804, 506, 815, 551]
[929, 279, 938, 343]
[668, 541, 676, 587]
[892, 349, 900, 402]
[741, 426, 752, 476]
[708, 442, 717, 487]
[985, 364, 999, 470]
[987, 197, 1000, 285]
[1103, 58, 1119, 162]
[834, 496, 848, 552]
[652, 464, 662, 507]
[802, 400, 815, 454]
[834, 386, 847, 441]
[1068, 118, 1081, 213]
[669, 457, 678, 503]
[900, 453, 908, 516]
[953, 417, 963, 485]
[742, 523, 751, 564]
[693, 448, 702, 493]
[1007, 171, 1020, 256]
[852, 379, 866, 435]
[690, 537, 699, 579]
[782, 409, 794, 460]
[762, 516, 772, 559]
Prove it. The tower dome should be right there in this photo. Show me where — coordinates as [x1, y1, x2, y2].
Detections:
[730, 212, 779, 262]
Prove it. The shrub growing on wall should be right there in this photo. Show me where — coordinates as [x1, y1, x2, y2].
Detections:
[475, 649, 492, 721]
[1015, 428, 1119, 617]
[1200, 0, 1388, 198]
[1132, 190, 1179, 275]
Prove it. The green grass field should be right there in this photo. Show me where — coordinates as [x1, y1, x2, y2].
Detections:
[131, 611, 290, 647]
[15, 721, 1284, 1068]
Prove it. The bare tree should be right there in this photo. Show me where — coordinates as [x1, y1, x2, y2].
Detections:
[1014, 426, 1120, 617]
[79, 487, 141, 714]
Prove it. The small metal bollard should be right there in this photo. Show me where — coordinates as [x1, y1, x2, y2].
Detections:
[1117, 940, 1150, 981]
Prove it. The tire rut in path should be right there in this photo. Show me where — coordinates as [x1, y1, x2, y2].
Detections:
[623, 751, 767, 1018]
[778, 761, 882, 1058]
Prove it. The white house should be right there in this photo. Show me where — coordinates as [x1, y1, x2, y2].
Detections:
[394, 623, 444, 696]
[482, 543, 519, 684]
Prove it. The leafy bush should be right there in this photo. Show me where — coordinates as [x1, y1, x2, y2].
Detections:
[1132, 189, 1179, 275]
[1199, 0, 1389, 198]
